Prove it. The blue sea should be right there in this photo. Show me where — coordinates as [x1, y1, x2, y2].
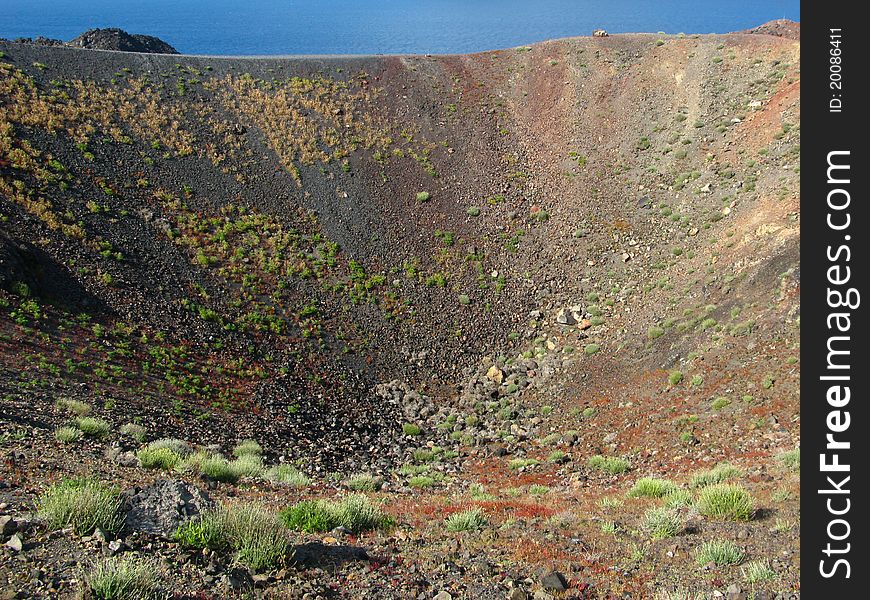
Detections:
[3, 0, 799, 56]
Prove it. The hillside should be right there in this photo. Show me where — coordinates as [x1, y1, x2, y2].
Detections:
[0, 25, 800, 599]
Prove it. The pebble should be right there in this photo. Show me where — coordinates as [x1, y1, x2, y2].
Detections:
[0, 515, 16, 536]
[6, 534, 23, 553]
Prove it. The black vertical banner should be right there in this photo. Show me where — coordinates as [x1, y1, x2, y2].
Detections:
[803, 3, 868, 597]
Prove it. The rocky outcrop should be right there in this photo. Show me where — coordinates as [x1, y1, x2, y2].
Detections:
[742, 19, 800, 40]
[5, 28, 178, 54]
[68, 28, 178, 54]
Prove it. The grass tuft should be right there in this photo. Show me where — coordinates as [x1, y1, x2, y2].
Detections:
[232, 438, 263, 458]
[83, 555, 163, 599]
[119, 423, 147, 443]
[175, 502, 291, 571]
[36, 477, 123, 535]
[642, 506, 682, 539]
[691, 463, 740, 488]
[741, 559, 777, 583]
[627, 477, 678, 498]
[55, 426, 82, 443]
[662, 489, 695, 508]
[144, 438, 191, 456]
[696, 484, 754, 521]
[402, 423, 422, 436]
[76, 417, 110, 438]
[56, 398, 92, 416]
[229, 453, 264, 478]
[777, 448, 800, 471]
[588, 455, 630, 474]
[345, 473, 381, 491]
[445, 508, 488, 532]
[280, 494, 392, 533]
[137, 447, 182, 470]
[695, 539, 745, 566]
[265, 464, 311, 487]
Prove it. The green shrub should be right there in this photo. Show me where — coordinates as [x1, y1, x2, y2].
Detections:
[711, 397, 731, 410]
[398, 464, 430, 477]
[628, 477, 679, 498]
[548, 450, 567, 463]
[642, 506, 682, 539]
[176, 503, 291, 570]
[466, 206, 481, 217]
[226, 503, 292, 570]
[691, 463, 740, 488]
[402, 423, 422, 436]
[696, 484, 753, 521]
[83, 555, 163, 599]
[508, 458, 539, 470]
[597, 496, 624, 509]
[345, 473, 381, 491]
[199, 456, 240, 483]
[695, 539, 744, 566]
[36, 478, 122, 535]
[144, 438, 191, 456]
[55, 398, 92, 416]
[416, 191, 431, 202]
[668, 371, 683, 385]
[444, 508, 487, 532]
[265, 464, 311, 487]
[173, 515, 227, 551]
[741, 559, 777, 583]
[584, 344, 600, 355]
[138, 447, 182, 470]
[280, 494, 391, 533]
[119, 423, 147, 443]
[76, 417, 110, 438]
[777, 448, 800, 471]
[648, 326, 665, 340]
[229, 454, 264, 478]
[588, 455, 630, 474]
[600, 520, 618, 535]
[663, 489, 695, 508]
[412, 448, 436, 463]
[232, 439, 262, 458]
[409, 475, 435, 488]
[55, 426, 82, 443]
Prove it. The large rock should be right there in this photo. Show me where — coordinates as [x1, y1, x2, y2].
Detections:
[122, 480, 214, 537]
[68, 28, 178, 54]
[540, 571, 568, 591]
[555, 305, 584, 326]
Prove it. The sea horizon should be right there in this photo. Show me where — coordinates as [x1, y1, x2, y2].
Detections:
[3, 0, 799, 56]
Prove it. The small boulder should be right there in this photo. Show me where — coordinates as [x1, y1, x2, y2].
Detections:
[122, 479, 214, 537]
[5, 533, 23, 552]
[0, 515, 16, 536]
[486, 366, 505, 385]
[540, 570, 568, 591]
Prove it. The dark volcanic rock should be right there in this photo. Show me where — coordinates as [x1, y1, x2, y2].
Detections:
[742, 19, 800, 40]
[122, 480, 214, 537]
[9, 36, 64, 47]
[68, 28, 178, 54]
